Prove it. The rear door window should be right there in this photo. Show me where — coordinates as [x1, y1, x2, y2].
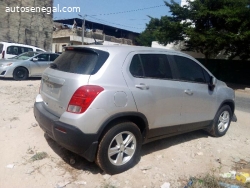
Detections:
[51, 48, 109, 75]
[130, 54, 144, 77]
[0, 44, 3, 53]
[130, 54, 173, 79]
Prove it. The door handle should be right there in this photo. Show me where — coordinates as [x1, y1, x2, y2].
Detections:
[184, 89, 193, 95]
[135, 83, 149, 90]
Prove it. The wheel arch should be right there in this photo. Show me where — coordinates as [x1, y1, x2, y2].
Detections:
[218, 99, 235, 114]
[97, 112, 149, 144]
[13, 66, 30, 77]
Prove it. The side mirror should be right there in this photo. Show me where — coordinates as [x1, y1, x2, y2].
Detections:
[208, 76, 216, 90]
[32, 58, 38, 62]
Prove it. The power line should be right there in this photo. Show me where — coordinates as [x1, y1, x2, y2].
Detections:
[90, 5, 166, 16]
[87, 15, 146, 30]
[53, 1, 164, 31]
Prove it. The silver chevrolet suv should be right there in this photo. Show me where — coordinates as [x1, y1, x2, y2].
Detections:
[34, 45, 236, 174]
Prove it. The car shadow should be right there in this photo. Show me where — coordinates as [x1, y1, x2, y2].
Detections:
[0, 77, 41, 81]
[44, 133, 102, 174]
[44, 130, 209, 175]
[141, 130, 208, 156]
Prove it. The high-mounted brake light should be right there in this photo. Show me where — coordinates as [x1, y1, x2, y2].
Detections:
[67, 47, 74, 50]
[67, 85, 104, 114]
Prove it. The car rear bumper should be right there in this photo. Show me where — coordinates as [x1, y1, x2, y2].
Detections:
[34, 102, 99, 162]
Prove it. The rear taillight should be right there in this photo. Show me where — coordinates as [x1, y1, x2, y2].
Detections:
[67, 85, 104, 114]
[2, 51, 5, 59]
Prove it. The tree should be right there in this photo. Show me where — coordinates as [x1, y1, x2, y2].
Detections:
[140, 0, 250, 60]
[136, 17, 159, 46]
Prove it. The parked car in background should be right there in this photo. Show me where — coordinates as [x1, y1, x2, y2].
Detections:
[0, 51, 59, 80]
[0, 42, 45, 59]
[34, 45, 236, 174]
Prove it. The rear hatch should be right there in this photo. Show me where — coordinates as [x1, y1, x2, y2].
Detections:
[40, 47, 109, 117]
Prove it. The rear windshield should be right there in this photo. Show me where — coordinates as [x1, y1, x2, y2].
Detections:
[51, 48, 109, 75]
[0, 44, 3, 53]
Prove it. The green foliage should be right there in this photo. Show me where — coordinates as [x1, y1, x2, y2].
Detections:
[140, 0, 250, 60]
[30, 152, 48, 161]
[136, 17, 159, 46]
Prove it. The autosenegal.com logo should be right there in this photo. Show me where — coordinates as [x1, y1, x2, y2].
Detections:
[5, 4, 80, 14]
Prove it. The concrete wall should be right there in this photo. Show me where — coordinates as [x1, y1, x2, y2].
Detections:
[53, 29, 133, 45]
[0, 0, 53, 51]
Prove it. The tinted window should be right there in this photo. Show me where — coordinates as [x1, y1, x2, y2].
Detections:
[7, 46, 19, 55]
[0, 44, 3, 53]
[130, 55, 144, 77]
[203, 69, 211, 83]
[36, 49, 44, 52]
[174, 56, 206, 83]
[50, 54, 59, 61]
[20, 47, 33, 53]
[51, 48, 109, 75]
[6, 46, 33, 55]
[130, 54, 172, 79]
[142, 54, 172, 79]
[36, 54, 49, 61]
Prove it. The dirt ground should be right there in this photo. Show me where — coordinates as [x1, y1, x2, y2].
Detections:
[0, 78, 249, 188]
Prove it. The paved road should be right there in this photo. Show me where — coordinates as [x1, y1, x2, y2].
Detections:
[235, 91, 250, 113]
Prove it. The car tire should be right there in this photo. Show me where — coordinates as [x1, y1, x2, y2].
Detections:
[96, 121, 142, 174]
[13, 67, 28, 80]
[209, 105, 232, 137]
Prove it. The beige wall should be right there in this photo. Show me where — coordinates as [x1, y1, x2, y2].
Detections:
[0, 0, 53, 51]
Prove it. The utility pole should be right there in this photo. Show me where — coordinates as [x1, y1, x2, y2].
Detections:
[79, 14, 87, 45]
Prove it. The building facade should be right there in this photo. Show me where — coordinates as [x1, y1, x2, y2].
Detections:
[0, 0, 53, 51]
[52, 19, 139, 53]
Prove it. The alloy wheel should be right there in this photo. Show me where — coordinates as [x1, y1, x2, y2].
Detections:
[108, 131, 136, 166]
[217, 111, 230, 132]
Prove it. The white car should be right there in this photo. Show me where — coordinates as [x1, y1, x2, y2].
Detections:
[0, 42, 45, 59]
[0, 51, 59, 80]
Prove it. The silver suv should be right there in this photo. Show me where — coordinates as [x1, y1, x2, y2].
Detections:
[34, 45, 236, 174]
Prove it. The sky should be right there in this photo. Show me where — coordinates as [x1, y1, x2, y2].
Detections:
[53, 0, 181, 33]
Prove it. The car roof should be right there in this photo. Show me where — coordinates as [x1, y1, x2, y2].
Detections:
[65, 45, 214, 76]
[0, 42, 45, 51]
[67, 45, 192, 58]
[38, 52, 58, 54]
